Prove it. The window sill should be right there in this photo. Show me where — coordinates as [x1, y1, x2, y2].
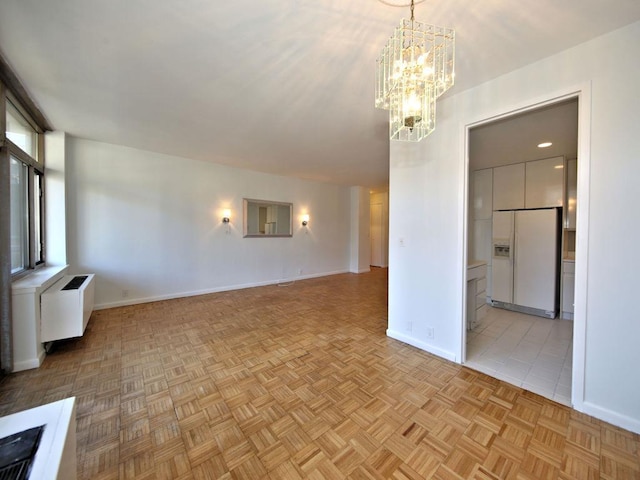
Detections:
[11, 265, 69, 295]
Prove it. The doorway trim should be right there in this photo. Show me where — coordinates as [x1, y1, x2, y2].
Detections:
[459, 82, 591, 412]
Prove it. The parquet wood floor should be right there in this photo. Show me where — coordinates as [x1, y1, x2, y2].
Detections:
[1, 268, 639, 479]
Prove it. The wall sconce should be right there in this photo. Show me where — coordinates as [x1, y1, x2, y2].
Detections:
[301, 214, 309, 227]
[222, 209, 231, 235]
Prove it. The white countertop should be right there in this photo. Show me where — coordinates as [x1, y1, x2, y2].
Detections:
[0, 398, 76, 480]
[467, 260, 488, 269]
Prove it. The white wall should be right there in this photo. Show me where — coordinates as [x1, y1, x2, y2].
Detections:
[44, 131, 68, 266]
[65, 138, 351, 308]
[388, 21, 640, 432]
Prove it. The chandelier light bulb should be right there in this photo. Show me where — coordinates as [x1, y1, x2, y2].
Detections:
[405, 93, 420, 113]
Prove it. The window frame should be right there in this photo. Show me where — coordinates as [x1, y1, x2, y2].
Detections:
[2, 83, 47, 278]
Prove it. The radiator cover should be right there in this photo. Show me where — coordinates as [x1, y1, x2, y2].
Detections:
[40, 274, 95, 343]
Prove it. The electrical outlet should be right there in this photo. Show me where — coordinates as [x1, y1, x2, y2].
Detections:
[399, 237, 405, 247]
[298, 268, 303, 275]
[122, 289, 129, 299]
[426, 327, 434, 339]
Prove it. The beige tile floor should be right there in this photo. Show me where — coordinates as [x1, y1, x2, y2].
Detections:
[465, 306, 573, 406]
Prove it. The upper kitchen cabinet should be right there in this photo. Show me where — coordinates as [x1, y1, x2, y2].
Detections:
[493, 163, 525, 210]
[565, 158, 577, 229]
[525, 156, 564, 208]
[473, 169, 493, 220]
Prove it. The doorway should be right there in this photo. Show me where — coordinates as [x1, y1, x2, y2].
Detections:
[463, 96, 581, 406]
[370, 191, 389, 268]
[371, 204, 384, 267]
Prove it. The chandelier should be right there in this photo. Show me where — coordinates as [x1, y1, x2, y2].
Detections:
[375, 0, 455, 142]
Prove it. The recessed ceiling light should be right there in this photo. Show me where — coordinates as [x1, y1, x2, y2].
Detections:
[538, 142, 552, 148]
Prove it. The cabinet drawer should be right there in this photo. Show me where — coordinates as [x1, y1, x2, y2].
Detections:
[476, 292, 487, 308]
[476, 277, 487, 294]
[468, 264, 487, 280]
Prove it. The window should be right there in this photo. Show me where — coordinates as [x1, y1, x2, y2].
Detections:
[33, 170, 44, 264]
[6, 99, 37, 160]
[10, 156, 28, 273]
[3, 93, 45, 277]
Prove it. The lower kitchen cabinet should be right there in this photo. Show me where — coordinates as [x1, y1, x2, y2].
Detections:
[562, 260, 575, 319]
[467, 262, 488, 330]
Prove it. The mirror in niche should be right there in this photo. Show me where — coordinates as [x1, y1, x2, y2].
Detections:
[243, 198, 293, 237]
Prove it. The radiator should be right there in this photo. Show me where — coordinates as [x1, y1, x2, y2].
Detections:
[41, 274, 95, 343]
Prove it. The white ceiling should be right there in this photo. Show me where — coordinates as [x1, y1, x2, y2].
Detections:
[0, 1, 638, 188]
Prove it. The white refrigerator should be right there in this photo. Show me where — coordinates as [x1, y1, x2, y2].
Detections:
[492, 208, 560, 317]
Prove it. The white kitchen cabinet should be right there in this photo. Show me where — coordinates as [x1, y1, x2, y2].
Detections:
[493, 163, 525, 210]
[467, 261, 488, 330]
[565, 158, 577, 229]
[525, 156, 564, 208]
[473, 219, 492, 263]
[561, 260, 575, 319]
[473, 169, 493, 220]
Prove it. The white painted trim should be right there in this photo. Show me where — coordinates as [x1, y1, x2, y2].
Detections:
[458, 83, 592, 415]
[94, 269, 349, 310]
[581, 402, 640, 435]
[463, 85, 585, 130]
[351, 267, 371, 274]
[570, 82, 592, 413]
[458, 119, 471, 364]
[387, 329, 457, 362]
[13, 350, 45, 372]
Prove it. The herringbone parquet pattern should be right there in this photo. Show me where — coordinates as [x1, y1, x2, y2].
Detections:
[0, 268, 638, 479]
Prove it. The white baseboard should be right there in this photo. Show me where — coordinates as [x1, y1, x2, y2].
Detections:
[579, 401, 640, 435]
[350, 267, 371, 274]
[386, 329, 457, 362]
[94, 269, 349, 310]
[13, 351, 45, 372]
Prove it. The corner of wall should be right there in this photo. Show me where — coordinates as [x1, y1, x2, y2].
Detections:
[44, 131, 68, 266]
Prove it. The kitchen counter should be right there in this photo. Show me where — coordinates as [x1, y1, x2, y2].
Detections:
[0, 397, 76, 479]
[468, 259, 488, 269]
